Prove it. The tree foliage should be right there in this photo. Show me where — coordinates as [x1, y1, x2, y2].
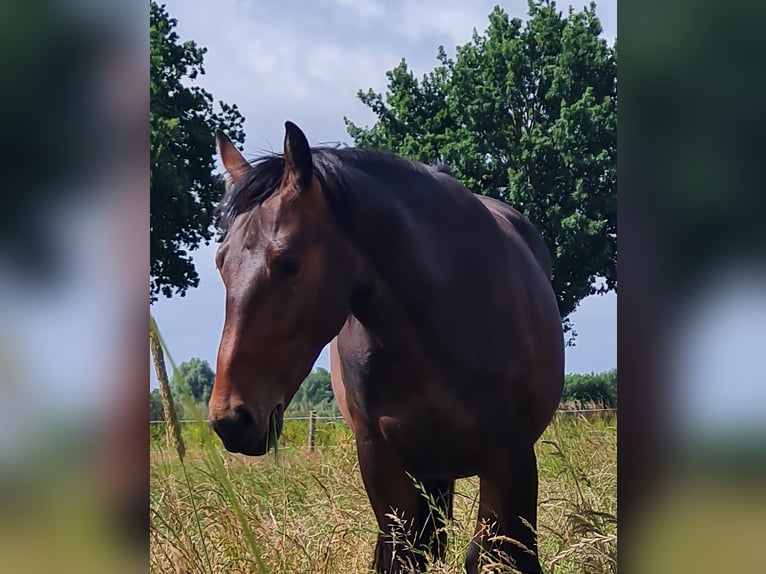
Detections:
[150, 356, 215, 420]
[150, 389, 165, 421]
[287, 367, 340, 417]
[172, 357, 216, 404]
[150, 1, 245, 302]
[562, 369, 617, 407]
[345, 1, 616, 331]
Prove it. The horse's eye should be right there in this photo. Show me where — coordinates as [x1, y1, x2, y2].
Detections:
[271, 255, 303, 278]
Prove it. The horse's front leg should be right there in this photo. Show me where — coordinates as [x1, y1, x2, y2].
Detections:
[355, 430, 427, 574]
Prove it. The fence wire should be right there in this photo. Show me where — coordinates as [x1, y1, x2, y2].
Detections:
[150, 408, 616, 425]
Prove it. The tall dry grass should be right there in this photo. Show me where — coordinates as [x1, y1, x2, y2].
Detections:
[149, 416, 615, 573]
[150, 317, 268, 574]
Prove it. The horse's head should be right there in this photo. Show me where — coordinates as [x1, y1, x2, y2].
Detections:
[209, 122, 356, 455]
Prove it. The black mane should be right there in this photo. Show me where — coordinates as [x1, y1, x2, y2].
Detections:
[215, 147, 444, 236]
[215, 153, 286, 233]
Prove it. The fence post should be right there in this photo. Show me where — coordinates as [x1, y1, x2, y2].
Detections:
[308, 410, 316, 452]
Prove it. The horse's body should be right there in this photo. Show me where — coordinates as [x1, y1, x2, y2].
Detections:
[209, 123, 564, 573]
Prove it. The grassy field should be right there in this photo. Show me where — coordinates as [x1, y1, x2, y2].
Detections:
[149, 413, 616, 573]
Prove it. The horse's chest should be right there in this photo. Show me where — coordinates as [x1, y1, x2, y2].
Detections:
[374, 392, 482, 478]
[336, 335, 487, 477]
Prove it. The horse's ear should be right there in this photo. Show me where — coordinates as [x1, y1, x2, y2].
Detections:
[283, 121, 313, 187]
[216, 130, 251, 183]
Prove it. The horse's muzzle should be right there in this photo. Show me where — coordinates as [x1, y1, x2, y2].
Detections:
[210, 403, 283, 456]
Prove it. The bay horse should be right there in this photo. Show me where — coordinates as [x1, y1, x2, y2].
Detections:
[208, 121, 564, 573]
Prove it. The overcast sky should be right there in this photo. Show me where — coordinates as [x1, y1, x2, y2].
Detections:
[150, 0, 617, 382]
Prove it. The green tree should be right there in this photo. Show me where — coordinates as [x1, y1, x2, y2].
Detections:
[150, 388, 165, 421]
[562, 369, 617, 407]
[150, 1, 245, 302]
[345, 1, 616, 335]
[288, 367, 340, 417]
[172, 357, 216, 404]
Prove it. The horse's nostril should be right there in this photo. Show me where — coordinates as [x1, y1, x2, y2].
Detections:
[211, 405, 254, 449]
[233, 405, 253, 428]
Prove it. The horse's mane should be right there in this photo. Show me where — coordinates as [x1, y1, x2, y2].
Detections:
[216, 147, 447, 236]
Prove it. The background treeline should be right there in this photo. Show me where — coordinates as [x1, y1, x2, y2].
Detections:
[150, 359, 616, 421]
[560, 369, 617, 408]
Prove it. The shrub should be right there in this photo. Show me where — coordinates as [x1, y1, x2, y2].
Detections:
[562, 370, 617, 408]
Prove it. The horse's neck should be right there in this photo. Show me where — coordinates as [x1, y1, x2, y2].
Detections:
[347, 255, 429, 360]
[336, 167, 514, 372]
[339, 173, 447, 361]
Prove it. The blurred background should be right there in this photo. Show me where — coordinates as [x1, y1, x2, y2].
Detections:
[620, 0, 766, 571]
[0, 0, 764, 572]
[0, 0, 148, 573]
